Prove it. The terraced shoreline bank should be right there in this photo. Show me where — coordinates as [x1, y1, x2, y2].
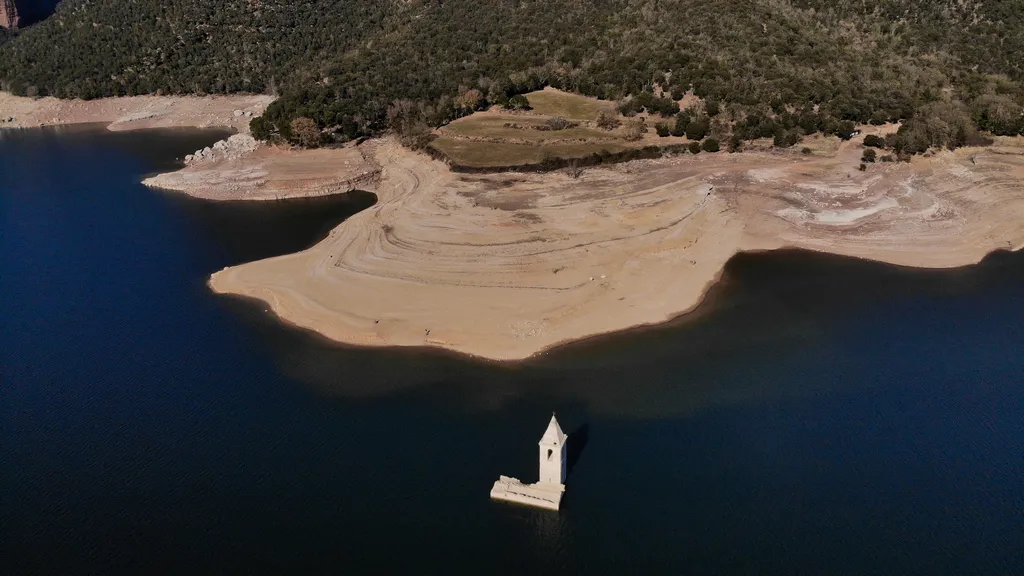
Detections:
[207, 135, 1024, 360]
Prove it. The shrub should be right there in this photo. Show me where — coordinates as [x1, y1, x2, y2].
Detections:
[566, 160, 584, 179]
[506, 94, 530, 110]
[624, 117, 647, 141]
[545, 116, 575, 130]
[701, 138, 720, 152]
[655, 123, 670, 137]
[861, 148, 877, 163]
[858, 163, 867, 171]
[618, 97, 643, 116]
[863, 134, 886, 148]
[773, 129, 801, 148]
[596, 111, 621, 130]
[685, 117, 710, 141]
[671, 113, 690, 137]
[972, 94, 1024, 136]
[801, 147, 812, 155]
[728, 135, 743, 153]
[250, 116, 273, 141]
[648, 96, 680, 117]
[688, 141, 702, 154]
[880, 154, 894, 162]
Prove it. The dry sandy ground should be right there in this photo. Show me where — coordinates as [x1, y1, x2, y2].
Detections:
[209, 135, 1024, 360]
[0, 92, 273, 132]
[143, 143, 380, 201]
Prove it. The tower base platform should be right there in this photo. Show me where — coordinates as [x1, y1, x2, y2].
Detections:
[490, 476, 565, 511]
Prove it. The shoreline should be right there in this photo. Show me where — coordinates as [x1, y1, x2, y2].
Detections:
[0, 92, 273, 133]
[0, 92, 383, 202]
[214, 242, 1023, 364]
[8, 92, 1021, 360]
[208, 135, 1024, 361]
[142, 140, 381, 201]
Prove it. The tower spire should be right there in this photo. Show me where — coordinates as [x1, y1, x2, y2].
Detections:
[539, 413, 566, 446]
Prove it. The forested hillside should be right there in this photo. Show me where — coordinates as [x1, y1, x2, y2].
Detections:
[2, 0, 1023, 151]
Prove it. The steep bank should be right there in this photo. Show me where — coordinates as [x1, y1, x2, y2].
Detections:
[209, 135, 1024, 360]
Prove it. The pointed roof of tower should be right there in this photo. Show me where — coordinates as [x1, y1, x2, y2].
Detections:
[539, 414, 566, 445]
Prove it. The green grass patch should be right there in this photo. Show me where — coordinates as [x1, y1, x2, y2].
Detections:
[442, 114, 612, 142]
[524, 89, 617, 121]
[430, 137, 543, 166]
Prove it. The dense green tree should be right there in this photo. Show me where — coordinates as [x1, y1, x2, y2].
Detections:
[671, 113, 690, 137]
[836, 121, 857, 140]
[686, 118, 710, 141]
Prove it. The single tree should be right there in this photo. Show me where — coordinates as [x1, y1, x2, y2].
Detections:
[458, 88, 485, 111]
[290, 117, 321, 148]
[686, 118, 710, 141]
[863, 134, 886, 148]
[837, 120, 857, 140]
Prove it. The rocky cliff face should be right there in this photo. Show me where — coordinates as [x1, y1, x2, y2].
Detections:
[0, 0, 19, 29]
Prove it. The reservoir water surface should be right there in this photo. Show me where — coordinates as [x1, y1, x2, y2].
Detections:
[1, 127, 1022, 574]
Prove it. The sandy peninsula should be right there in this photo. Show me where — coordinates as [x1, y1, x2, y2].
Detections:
[208, 133, 1024, 360]
[142, 139, 380, 201]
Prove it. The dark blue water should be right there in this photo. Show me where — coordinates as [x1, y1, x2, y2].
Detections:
[1, 127, 1022, 574]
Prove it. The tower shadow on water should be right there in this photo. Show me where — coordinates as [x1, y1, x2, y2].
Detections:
[565, 423, 589, 479]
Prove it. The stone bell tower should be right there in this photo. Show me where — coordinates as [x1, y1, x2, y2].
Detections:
[538, 413, 567, 485]
[491, 413, 569, 510]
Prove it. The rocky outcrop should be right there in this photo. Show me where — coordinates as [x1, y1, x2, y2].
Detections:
[0, 0, 19, 29]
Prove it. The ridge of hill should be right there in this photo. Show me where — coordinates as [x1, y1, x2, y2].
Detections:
[1, 0, 1023, 151]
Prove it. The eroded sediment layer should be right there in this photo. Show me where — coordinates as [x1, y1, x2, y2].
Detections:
[0, 92, 273, 132]
[143, 142, 380, 201]
[208, 133, 1024, 360]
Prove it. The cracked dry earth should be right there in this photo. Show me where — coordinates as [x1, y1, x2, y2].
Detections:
[209, 136, 1024, 360]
